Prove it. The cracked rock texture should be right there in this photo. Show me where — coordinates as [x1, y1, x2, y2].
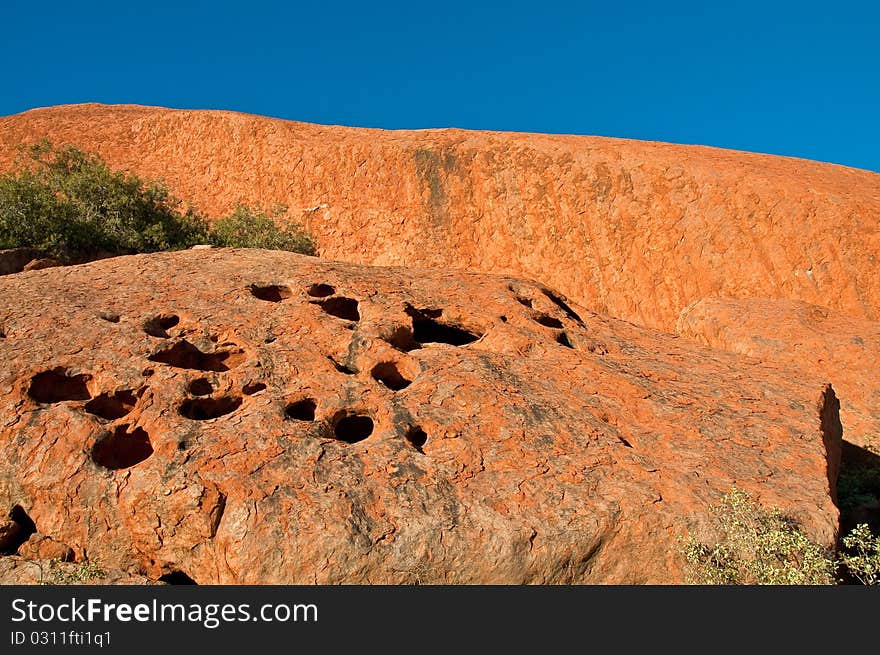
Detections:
[0, 249, 841, 583]
[1, 103, 878, 333]
[678, 297, 880, 449]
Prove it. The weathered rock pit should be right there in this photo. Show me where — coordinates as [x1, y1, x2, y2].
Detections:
[0, 248, 843, 583]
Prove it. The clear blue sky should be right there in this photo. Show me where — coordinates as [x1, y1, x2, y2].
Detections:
[3, 1, 878, 172]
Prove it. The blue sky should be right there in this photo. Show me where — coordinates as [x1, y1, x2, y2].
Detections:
[3, 1, 878, 172]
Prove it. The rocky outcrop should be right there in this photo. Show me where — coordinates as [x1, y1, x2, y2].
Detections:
[0, 249, 43, 276]
[0, 557, 158, 585]
[677, 297, 880, 450]
[1, 104, 878, 332]
[0, 249, 841, 583]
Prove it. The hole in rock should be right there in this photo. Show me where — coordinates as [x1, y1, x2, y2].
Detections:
[307, 283, 335, 298]
[542, 289, 584, 324]
[28, 369, 92, 403]
[405, 306, 480, 346]
[534, 313, 564, 329]
[143, 314, 180, 338]
[383, 326, 420, 352]
[92, 425, 153, 469]
[249, 284, 292, 303]
[148, 340, 242, 372]
[84, 389, 137, 421]
[159, 570, 198, 585]
[98, 311, 120, 323]
[0, 506, 37, 554]
[285, 399, 316, 421]
[499, 316, 508, 323]
[188, 378, 213, 396]
[556, 332, 575, 349]
[516, 296, 533, 308]
[404, 426, 428, 453]
[332, 413, 374, 444]
[317, 297, 360, 321]
[179, 396, 242, 421]
[142, 368, 155, 377]
[371, 361, 412, 391]
[328, 355, 357, 375]
[243, 381, 267, 395]
[618, 436, 633, 449]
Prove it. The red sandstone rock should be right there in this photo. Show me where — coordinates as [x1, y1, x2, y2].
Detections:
[22, 258, 61, 272]
[1, 103, 878, 332]
[17, 533, 74, 562]
[677, 297, 880, 450]
[0, 249, 841, 583]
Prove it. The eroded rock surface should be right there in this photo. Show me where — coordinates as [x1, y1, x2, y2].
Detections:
[0, 557, 158, 585]
[1, 103, 878, 332]
[678, 297, 880, 450]
[0, 249, 841, 583]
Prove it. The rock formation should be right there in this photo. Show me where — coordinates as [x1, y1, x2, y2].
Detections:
[0, 249, 841, 583]
[678, 298, 880, 449]
[1, 103, 877, 584]
[0, 556, 157, 585]
[1, 103, 878, 333]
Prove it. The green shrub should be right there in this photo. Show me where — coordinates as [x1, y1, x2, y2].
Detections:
[840, 523, 880, 585]
[0, 141, 317, 262]
[39, 558, 106, 585]
[681, 488, 836, 585]
[682, 488, 880, 585]
[0, 141, 209, 261]
[208, 204, 315, 255]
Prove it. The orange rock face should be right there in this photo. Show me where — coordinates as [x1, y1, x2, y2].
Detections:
[1, 104, 878, 333]
[0, 249, 841, 583]
[678, 298, 880, 449]
[0, 103, 876, 583]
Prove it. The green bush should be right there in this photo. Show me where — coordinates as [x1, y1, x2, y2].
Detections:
[840, 523, 880, 585]
[0, 141, 317, 261]
[681, 488, 837, 585]
[0, 141, 209, 261]
[682, 488, 880, 585]
[208, 204, 315, 255]
[39, 558, 106, 585]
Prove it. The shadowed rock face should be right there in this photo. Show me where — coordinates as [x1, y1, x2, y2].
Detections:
[1, 103, 879, 332]
[0, 249, 841, 583]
